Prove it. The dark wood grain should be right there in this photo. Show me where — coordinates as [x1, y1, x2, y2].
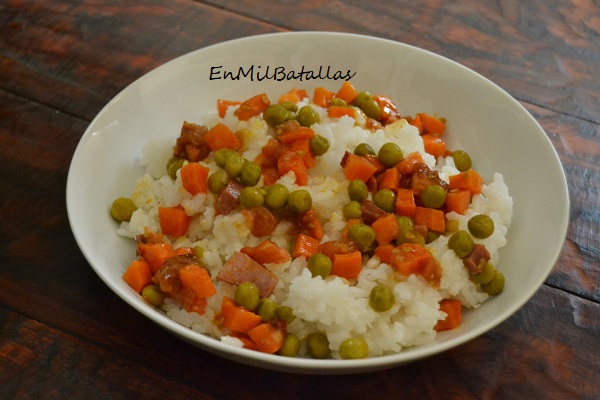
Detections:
[0, 0, 283, 121]
[1, 0, 599, 398]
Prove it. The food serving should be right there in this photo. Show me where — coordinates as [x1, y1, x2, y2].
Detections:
[111, 82, 512, 359]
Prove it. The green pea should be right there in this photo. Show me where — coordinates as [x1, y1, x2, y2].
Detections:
[280, 101, 298, 113]
[213, 148, 236, 168]
[420, 185, 447, 209]
[396, 216, 425, 245]
[234, 282, 260, 311]
[468, 214, 495, 239]
[480, 270, 505, 296]
[207, 170, 228, 194]
[110, 197, 137, 222]
[306, 332, 331, 359]
[339, 337, 369, 359]
[141, 285, 164, 307]
[238, 161, 262, 186]
[378, 142, 403, 167]
[329, 98, 348, 107]
[372, 189, 396, 213]
[369, 284, 395, 312]
[224, 154, 246, 178]
[192, 246, 204, 261]
[347, 223, 376, 252]
[353, 143, 376, 157]
[239, 187, 264, 208]
[348, 179, 368, 202]
[276, 306, 295, 324]
[448, 230, 475, 258]
[264, 183, 289, 209]
[256, 298, 278, 322]
[264, 104, 290, 127]
[278, 333, 301, 357]
[342, 201, 363, 220]
[361, 99, 381, 120]
[309, 134, 330, 156]
[307, 253, 333, 278]
[470, 261, 496, 285]
[296, 105, 321, 127]
[352, 91, 372, 108]
[425, 230, 441, 244]
[452, 150, 472, 172]
[287, 189, 312, 213]
[166, 156, 186, 180]
[445, 219, 460, 233]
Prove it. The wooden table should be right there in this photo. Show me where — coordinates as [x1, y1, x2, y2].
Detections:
[2, 1, 599, 398]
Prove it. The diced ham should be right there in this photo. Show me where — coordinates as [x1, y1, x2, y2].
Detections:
[173, 121, 211, 162]
[410, 163, 449, 194]
[360, 200, 386, 225]
[463, 244, 491, 274]
[216, 179, 244, 215]
[217, 252, 279, 298]
[240, 207, 278, 237]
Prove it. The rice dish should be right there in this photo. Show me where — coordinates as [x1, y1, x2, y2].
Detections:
[114, 85, 512, 359]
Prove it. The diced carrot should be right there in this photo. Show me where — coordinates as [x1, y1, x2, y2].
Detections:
[395, 188, 417, 218]
[220, 296, 262, 333]
[422, 133, 446, 160]
[364, 154, 387, 174]
[173, 246, 194, 256]
[434, 299, 462, 331]
[204, 123, 241, 151]
[278, 126, 315, 144]
[327, 105, 356, 119]
[448, 169, 483, 196]
[240, 240, 291, 265]
[318, 240, 357, 259]
[408, 114, 423, 134]
[158, 206, 191, 237]
[373, 95, 400, 122]
[390, 243, 434, 277]
[137, 242, 174, 274]
[234, 93, 270, 121]
[371, 213, 400, 245]
[179, 264, 217, 298]
[343, 153, 378, 182]
[290, 138, 315, 169]
[180, 162, 210, 195]
[278, 88, 308, 104]
[331, 250, 363, 280]
[122, 258, 152, 294]
[378, 167, 400, 191]
[299, 209, 324, 240]
[374, 243, 395, 264]
[335, 81, 359, 104]
[445, 190, 471, 215]
[291, 233, 321, 258]
[417, 112, 446, 135]
[217, 99, 242, 118]
[413, 206, 446, 232]
[395, 151, 425, 175]
[313, 86, 335, 108]
[230, 332, 257, 350]
[261, 167, 281, 186]
[277, 151, 308, 186]
[247, 320, 286, 354]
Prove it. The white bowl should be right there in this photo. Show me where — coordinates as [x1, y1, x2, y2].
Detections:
[66, 32, 569, 374]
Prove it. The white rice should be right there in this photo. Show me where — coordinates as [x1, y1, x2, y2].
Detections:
[117, 100, 513, 358]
